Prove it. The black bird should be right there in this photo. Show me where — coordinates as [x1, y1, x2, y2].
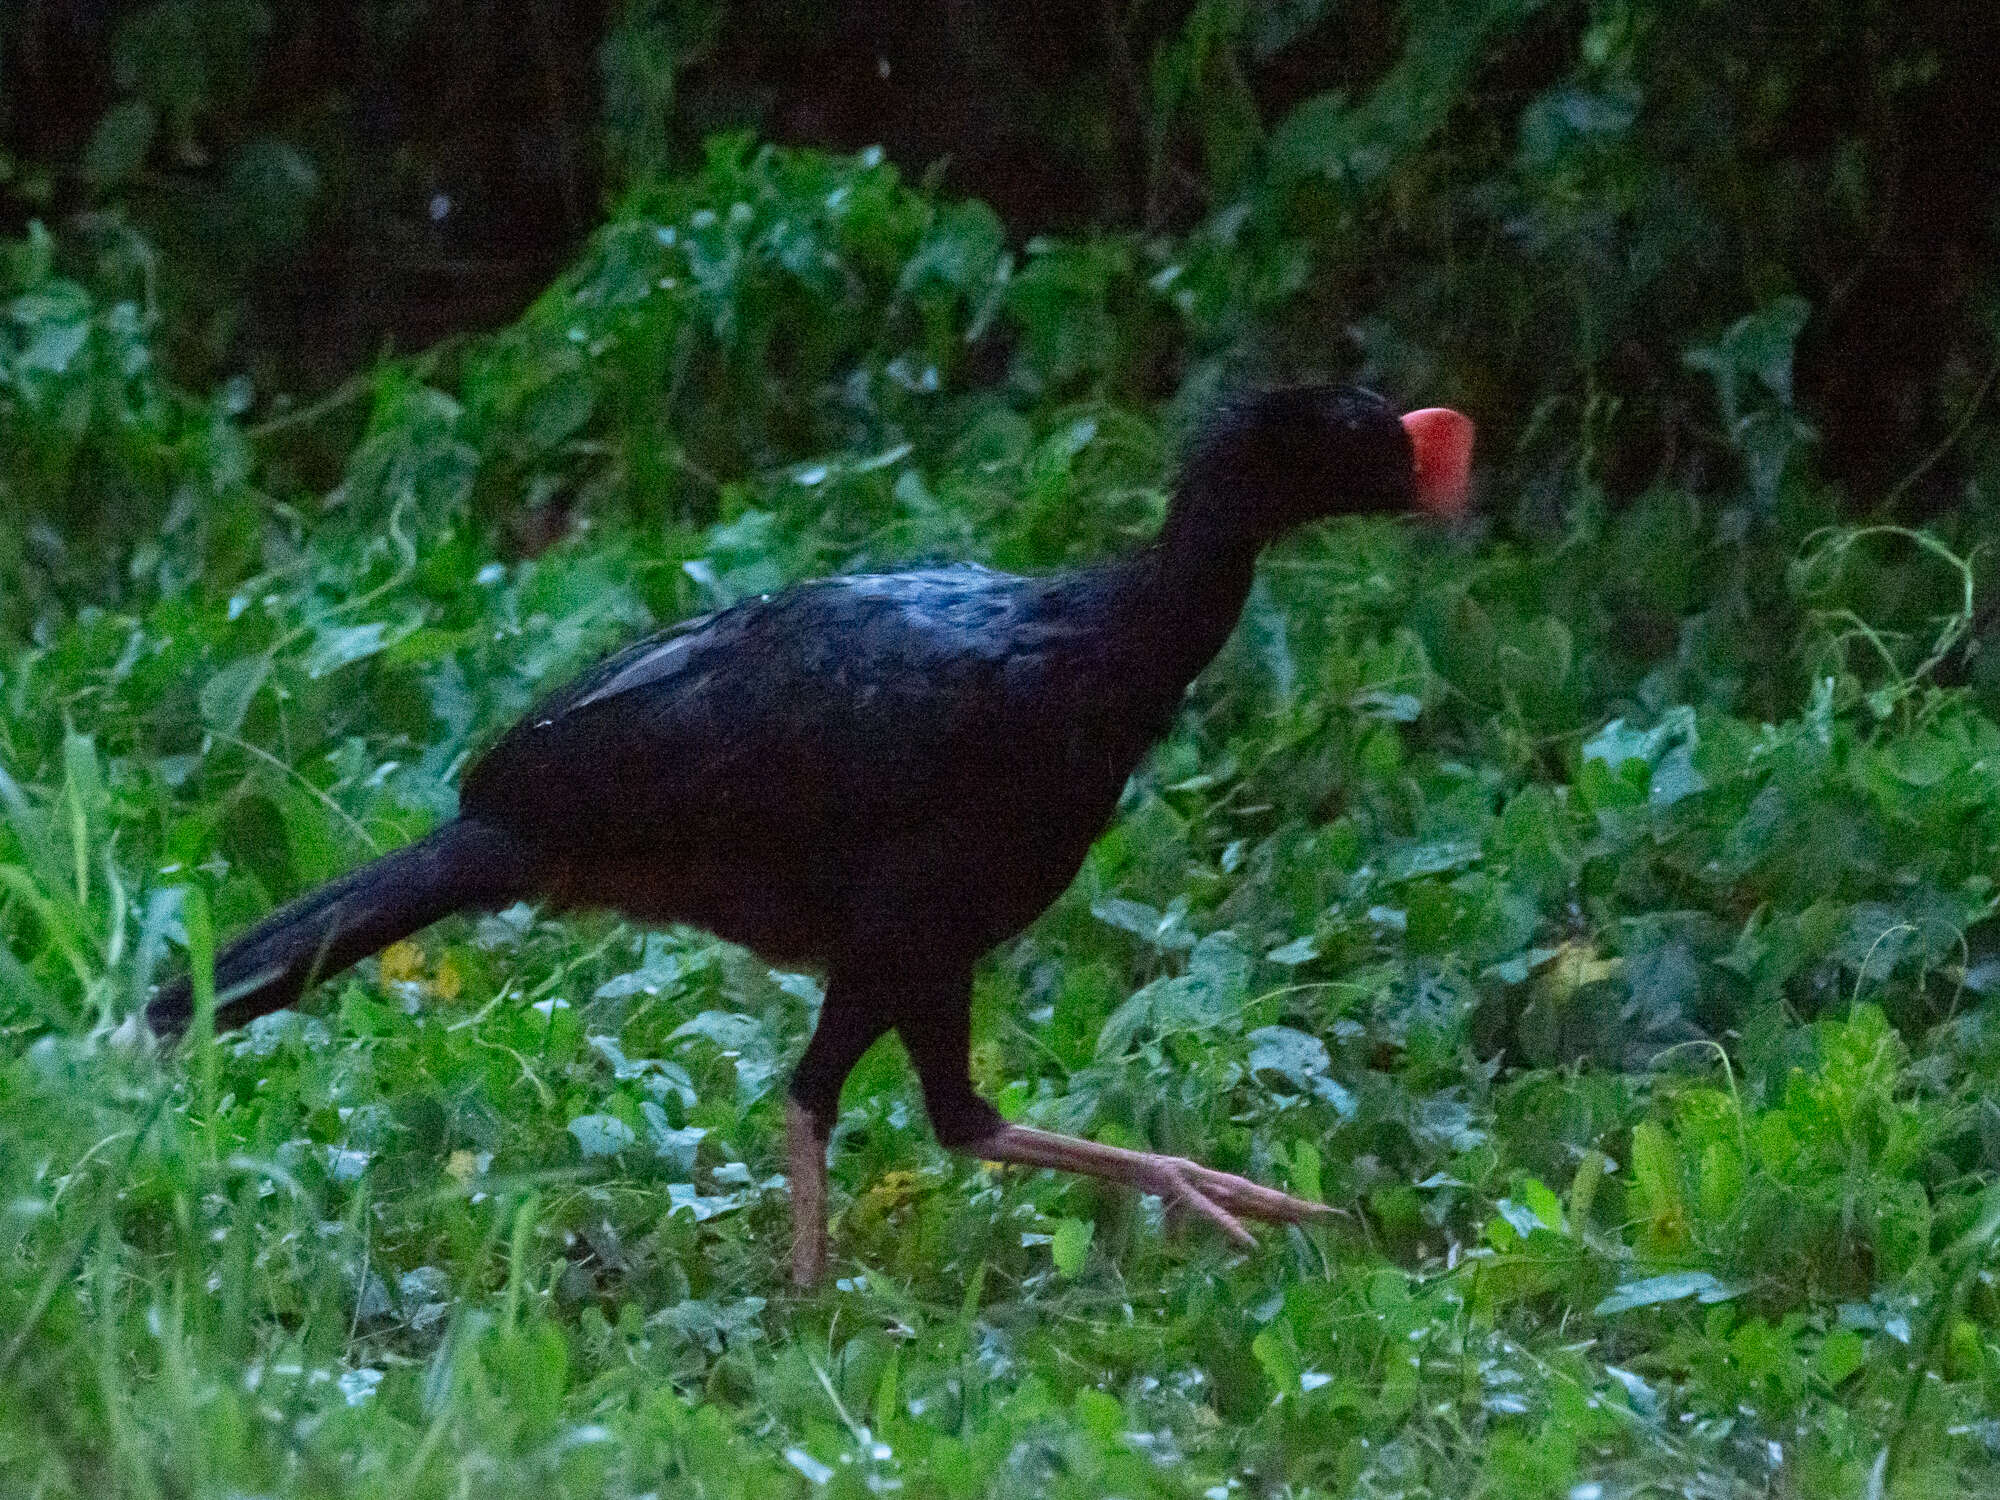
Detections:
[148, 387, 1474, 1285]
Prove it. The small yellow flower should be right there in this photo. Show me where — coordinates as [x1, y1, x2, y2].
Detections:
[379, 940, 424, 984]
[859, 1169, 927, 1214]
[1542, 940, 1621, 1003]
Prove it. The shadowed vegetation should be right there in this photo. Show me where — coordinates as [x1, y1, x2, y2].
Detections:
[4, 2, 2000, 1495]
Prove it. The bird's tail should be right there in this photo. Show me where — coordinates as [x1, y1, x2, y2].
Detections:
[145, 817, 536, 1040]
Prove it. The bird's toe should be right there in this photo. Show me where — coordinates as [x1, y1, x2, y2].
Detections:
[1184, 1161, 1333, 1224]
[1149, 1159, 1257, 1247]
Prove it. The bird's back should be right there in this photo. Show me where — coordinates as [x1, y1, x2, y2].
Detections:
[461, 561, 1166, 965]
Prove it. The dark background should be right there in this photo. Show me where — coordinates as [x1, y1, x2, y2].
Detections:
[5, 0, 1999, 504]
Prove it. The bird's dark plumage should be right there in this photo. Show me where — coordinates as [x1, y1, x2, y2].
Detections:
[148, 385, 1470, 1281]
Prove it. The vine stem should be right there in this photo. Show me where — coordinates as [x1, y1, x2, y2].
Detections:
[1881, 351, 2000, 513]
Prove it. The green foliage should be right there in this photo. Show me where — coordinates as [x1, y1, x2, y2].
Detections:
[3, 4, 2000, 1495]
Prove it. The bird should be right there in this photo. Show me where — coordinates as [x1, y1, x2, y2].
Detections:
[147, 386, 1474, 1286]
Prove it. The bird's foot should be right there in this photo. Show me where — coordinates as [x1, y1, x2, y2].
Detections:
[1135, 1152, 1330, 1247]
[960, 1122, 1334, 1249]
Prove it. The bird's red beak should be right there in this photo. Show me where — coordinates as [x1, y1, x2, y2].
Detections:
[1400, 408, 1475, 517]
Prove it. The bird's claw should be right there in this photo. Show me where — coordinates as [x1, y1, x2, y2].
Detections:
[1141, 1154, 1334, 1248]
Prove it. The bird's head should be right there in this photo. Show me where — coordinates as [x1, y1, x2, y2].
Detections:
[1179, 385, 1474, 543]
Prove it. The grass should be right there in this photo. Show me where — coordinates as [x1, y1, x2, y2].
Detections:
[4, 140, 2000, 1499]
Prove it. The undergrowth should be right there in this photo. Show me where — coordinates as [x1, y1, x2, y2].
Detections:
[4, 118, 2000, 1500]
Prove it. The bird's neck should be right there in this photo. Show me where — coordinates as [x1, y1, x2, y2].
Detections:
[1108, 497, 1264, 696]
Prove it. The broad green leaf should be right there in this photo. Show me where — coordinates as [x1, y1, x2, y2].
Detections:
[639, 1102, 706, 1173]
[521, 371, 595, 450]
[1269, 90, 1349, 182]
[303, 622, 390, 679]
[568, 1114, 636, 1158]
[1583, 707, 1705, 807]
[1248, 1024, 1331, 1093]
[1629, 1120, 1685, 1238]
[1241, 577, 1296, 702]
[1594, 1271, 1738, 1316]
[1050, 1216, 1093, 1276]
[1290, 1140, 1323, 1203]
[1251, 1324, 1303, 1394]
[82, 101, 156, 188]
[200, 655, 270, 736]
[669, 1009, 780, 1102]
[1816, 1328, 1866, 1386]
[1265, 934, 1319, 966]
[1521, 1176, 1565, 1235]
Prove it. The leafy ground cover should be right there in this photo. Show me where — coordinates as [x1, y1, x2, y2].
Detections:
[5, 121, 2000, 1500]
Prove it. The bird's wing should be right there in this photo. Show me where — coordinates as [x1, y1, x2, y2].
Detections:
[508, 608, 722, 725]
[459, 566, 1067, 852]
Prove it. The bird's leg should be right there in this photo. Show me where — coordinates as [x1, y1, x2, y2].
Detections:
[785, 985, 893, 1289]
[786, 1098, 832, 1288]
[894, 987, 1332, 1248]
[954, 1121, 1334, 1246]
